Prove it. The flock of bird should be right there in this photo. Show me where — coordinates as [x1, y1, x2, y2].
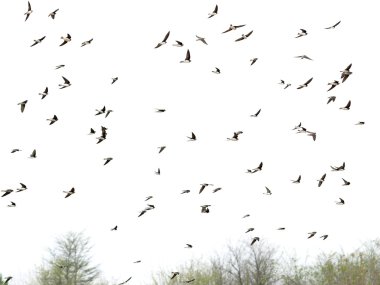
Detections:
[1, 2, 363, 284]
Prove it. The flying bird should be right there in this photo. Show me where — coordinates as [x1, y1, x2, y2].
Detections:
[111, 77, 118, 84]
[242, 214, 250, 218]
[317, 173, 326, 187]
[155, 31, 170, 48]
[181, 190, 190, 194]
[307, 131, 317, 141]
[173, 40, 183, 47]
[341, 64, 352, 83]
[187, 132, 197, 141]
[145, 196, 153, 201]
[327, 80, 340, 91]
[158, 146, 166, 153]
[201, 205, 211, 213]
[340, 100, 351, 110]
[29, 149, 37, 158]
[284, 83, 291, 89]
[222, 24, 246, 33]
[355, 121, 365, 125]
[342, 178, 350, 186]
[3, 277, 12, 284]
[59, 76, 71, 89]
[251, 237, 260, 245]
[327, 96, 336, 104]
[250, 58, 258, 65]
[295, 55, 312, 60]
[7, 201, 16, 207]
[16, 183, 27, 192]
[325, 21, 341, 29]
[336, 198, 345, 205]
[48, 9, 59, 19]
[307, 232, 317, 239]
[18, 100, 28, 113]
[81, 38, 93, 47]
[291, 175, 301, 183]
[30, 36, 46, 47]
[180, 49, 191, 63]
[170, 272, 180, 279]
[246, 227, 255, 233]
[1, 189, 13, 197]
[24, 1, 32, 21]
[250, 109, 261, 117]
[235, 30, 253, 42]
[138, 210, 147, 217]
[105, 110, 113, 118]
[95, 106, 106, 116]
[212, 187, 222, 193]
[155, 168, 160, 175]
[155, 108, 166, 113]
[295, 29, 307, 38]
[63, 187, 75, 198]
[264, 186, 272, 195]
[227, 131, 243, 141]
[184, 278, 196, 283]
[320, 235, 329, 240]
[297, 78, 313, 89]
[55, 65, 65, 70]
[118, 277, 132, 285]
[38, 87, 48, 99]
[247, 162, 263, 174]
[59, 34, 72, 46]
[277, 227, 286, 230]
[212, 67, 221, 74]
[196, 35, 208, 45]
[104, 157, 113, 165]
[185, 244, 193, 248]
[111, 225, 118, 231]
[331, 162, 345, 171]
[47, 115, 58, 125]
[208, 5, 218, 18]
[199, 183, 213, 194]
[89, 128, 96, 135]
[11, 149, 21, 153]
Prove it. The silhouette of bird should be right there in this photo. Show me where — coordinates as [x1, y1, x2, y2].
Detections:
[7, 201, 16, 207]
[196, 35, 208, 45]
[201, 205, 211, 213]
[63, 187, 75, 198]
[212, 67, 221, 74]
[187, 132, 197, 141]
[48, 9, 59, 19]
[320, 235, 329, 240]
[59, 76, 71, 89]
[155, 31, 170, 48]
[30, 36, 46, 47]
[185, 244, 193, 248]
[340, 100, 351, 110]
[342, 178, 350, 186]
[250, 109, 261, 117]
[18, 100, 28, 113]
[251, 237, 260, 245]
[181, 190, 190, 194]
[111, 225, 118, 231]
[327, 80, 340, 91]
[118, 277, 132, 285]
[111, 77, 118, 84]
[325, 21, 341, 29]
[235, 31, 253, 42]
[158, 146, 166, 153]
[264, 186, 272, 195]
[1, 189, 13, 197]
[24, 1, 32, 21]
[4, 276, 12, 284]
[29, 149, 37, 159]
[16, 183, 27, 192]
[250, 58, 258, 65]
[170, 272, 180, 279]
[317, 174, 326, 187]
[327, 96, 336, 104]
[341, 64, 352, 83]
[307, 232, 317, 239]
[208, 5, 218, 18]
[336, 198, 345, 205]
[227, 131, 243, 141]
[222, 24, 246, 33]
[81, 38, 93, 47]
[291, 175, 301, 183]
[11, 149, 21, 153]
[247, 162, 263, 173]
[180, 49, 191, 63]
[104, 157, 113, 165]
[297, 78, 313, 89]
[38, 87, 48, 99]
[331, 162, 345, 171]
[212, 187, 222, 193]
[295, 55, 312, 60]
[246, 227, 255, 233]
[59, 34, 72, 46]
[199, 183, 213, 194]
[47, 115, 58, 125]
[295, 29, 307, 38]
[173, 40, 183, 47]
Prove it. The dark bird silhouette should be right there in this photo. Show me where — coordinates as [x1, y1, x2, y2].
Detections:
[145, 196, 153, 201]
[341, 64, 352, 83]
[184, 278, 196, 283]
[327, 96, 336, 104]
[242, 214, 250, 218]
[222, 24, 246, 33]
[170, 272, 180, 279]
[111, 77, 118, 84]
[212, 187, 222, 193]
[47, 115, 58, 125]
[155, 31, 170, 48]
[336, 198, 345, 205]
[89, 128, 96, 135]
[297, 77, 313, 89]
[208, 5, 218, 18]
[235, 30, 253, 42]
[250, 109, 261, 117]
[264, 186, 272, 195]
[247, 162, 263, 173]
[63, 187, 75, 198]
[24, 1, 32, 21]
[187, 132, 197, 141]
[277, 227, 286, 230]
[251, 237, 260, 245]
[55, 65, 65, 70]
[158, 146, 166, 153]
[30, 36, 46, 47]
[48, 9, 59, 19]
[4, 276, 12, 284]
[18, 100, 28, 113]
[59, 34, 71, 46]
[7, 201, 16, 207]
[227, 131, 243, 141]
[307, 232, 317, 239]
[325, 21, 341, 29]
[118, 277, 132, 285]
[1, 189, 13, 197]
[196, 35, 208, 45]
[199, 183, 213, 194]
[342, 178, 350, 186]
[327, 80, 340, 91]
[181, 190, 190, 194]
[317, 173, 326, 187]
[155, 168, 160, 175]
[81, 38, 93, 47]
[201, 205, 211, 213]
[291, 175, 301, 183]
[246, 227, 254, 233]
[320, 235, 329, 240]
[250, 58, 258, 65]
[355, 121, 365, 125]
[340, 100, 351, 110]
[295, 29, 307, 38]
[155, 108, 166, 113]
[331, 162, 345, 171]
[16, 183, 27, 192]
[173, 40, 183, 47]
[295, 55, 312, 60]
[11, 149, 21, 153]
[185, 244, 193, 248]
[212, 67, 221, 74]
[95, 106, 106, 116]
[111, 225, 118, 231]
[104, 157, 113, 165]
[59, 76, 71, 89]
[29, 149, 37, 158]
[38, 87, 48, 99]
[180, 49, 191, 63]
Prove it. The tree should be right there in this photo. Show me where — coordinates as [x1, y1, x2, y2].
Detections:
[34, 232, 101, 285]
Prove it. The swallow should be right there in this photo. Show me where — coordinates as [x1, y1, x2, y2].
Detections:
[199, 183, 213, 194]
[59, 34, 71, 46]
[251, 237, 260, 245]
[7, 201, 16, 207]
[173, 40, 183, 47]
[247, 162, 263, 173]
[18, 100, 28, 113]
[1, 189, 13, 197]
[222, 24, 246, 33]
[284, 83, 291, 89]
[16, 183, 27, 192]
[111, 77, 118, 84]
[55, 65, 65, 70]
[307, 232, 317, 239]
[105, 110, 113, 118]
[25, 1, 32, 21]
[111, 225, 118, 231]
[30, 36, 46, 47]
[297, 77, 313, 89]
[263, 186, 272, 195]
[185, 244, 193, 248]
[145, 204, 155, 210]
[250, 58, 258, 65]
[317, 173, 326, 187]
[181, 190, 190, 194]
[342, 178, 350, 186]
[155, 108, 166, 113]
[11, 149, 21, 153]
[155, 168, 160, 175]
[212, 67, 221, 74]
[327, 96, 336, 104]
[95, 106, 106, 116]
[242, 214, 250, 218]
[59, 76, 71, 89]
[29, 149, 37, 158]
[184, 278, 195, 283]
[118, 277, 132, 285]
[196, 35, 208, 45]
[187, 132, 197, 141]
[340, 100, 351, 110]
[320, 235, 329, 240]
[133, 260, 141, 263]
[158, 146, 166, 153]
[138, 210, 147, 217]
[208, 5, 218, 18]
[170, 272, 180, 279]
[212, 187, 222, 193]
[331, 162, 345, 171]
[341, 64, 352, 83]
[327, 80, 340, 91]
[235, 30, 253, 42]
[89, 128, 96, 135]
[295, 55, 312, 60]
[104, 157, 113, 165]
[4, 277, 12, 284]
[227, 131, 243, 141]
[296, 127, 307, 134]
[277, 227, 286, 230]
[47, 115, 58, 125]
[355, 121, 365, 125]
[279, 80, 285, 85]
[250, 109, 261, 117]
[180, 49, 191, 63]
[201, 205, 211, 213]
[336, 198, 345, 205]
[325, 21, 341, 29]
[295, 29, 307, 38]
[246, 227, 254, 233]
[155, 31, 170, 48]
[48, 9, 59, 19]
[145, 196, 153, 201]
[307, 131, 316, 141]
[81, 38, 93, 47]
[291, 175, 301, 183]
[38, 87, 48, 99]
[63, 187, 75, 198]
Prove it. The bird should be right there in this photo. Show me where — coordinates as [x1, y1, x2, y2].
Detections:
[291, 175, 301, 183]
[7, 201, 16, 207]
[38, 87, 49, 99]
[158, 146, 166, 153]
[59, 34, 72, 46]
[138, 210, 147, 217]
[295, 55, 312, 60]
[307, 131, 317, 141]
[327, 96, 336, 104]
[47, 115, 58, 125]
[336, 198, 345, 205]
[187, 132, 197, 141]
[251, 237, 260, 245]
[111, 77, 118, 84]
[1, 189, 13, 197]
[59, 76, 71, 89]
[180, 49, 191, 63]
[250, 109, 261, 117]
[16, 183, 27, 192]
[295, 29, 307, 38]
[24, 1, 32, 21]
[201, 205, 211, 213]
[118, 277, 132, 285]
[250, 58, 258, 65]
[355, 121, 365, 125]
[133, 260, 141, 263]
[95, 106, 106, 116]
[317, 174, 326, 187]
[181, 190, 190, 194]
[89, 128, 96, 135]
[307, 232, 317, 239]
[104, 157, 113, 165]
[196, 35, 208, 45]
[48, 9, 59, 19]
[212, 187, 222, 193]
[208, 5, 218, 18]
[325, 21, 341, 29]
[155, 108, 166, 113]
[29, 149, 37, 158]
[155, 31, 170, 48]
[235, 31, 253, 42]
[172, 40, 183, 47]
[242, 214, 250, 218]
[105, 110, 113, 118]
[331, 162, 345, 171]
[30, 36, 46, 47]
[227, 131, 243, 141]
[342, 178, 351, 186]
[155, 168, 160, 175]
[222, 24, 246, 33]
[199, 183, 213, 194]
[327, 80, 340, 91]
[184, 278, 196, 283]
[111, 225, 118, 231]
[279, 80, 285, 85]
[170, 272, 180, 279]
[185, 244, 193, 248]
[341, 64, 352, 83]
[55, 65, 65, 70]
[297, 78, 313, 89]
[18, 100, 28, 113]
[246, 228, 255, 233]
[263, 187, 272, 195]
[212, 67, 221, 74]
[145, 196, 153, 201]
[340, 100, 351, 110]
[247, 162, 263, 173]
[63, 187, 75, 198]
[81, 38, 93, 47]
[277, 227, 286, 230]
[320, 235, 329, 240]
[11, 149, 21, 153]
[284, 83, 291, 89]
[3, 276, 12, 284]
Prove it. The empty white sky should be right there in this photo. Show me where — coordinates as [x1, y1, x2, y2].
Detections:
[0, 0, 379, 284]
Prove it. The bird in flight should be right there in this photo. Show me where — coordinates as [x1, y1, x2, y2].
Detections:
[342, 178, 350, 186]
[55, 65, 65, 70]
[184, 278, 196, 283]
[201, 205, 211, 213]
[59, 34, 72, 46]
[212, 187, 222, 193]
[104, 157, 113, 165]
[24, 1, 32, 21]
[1, 189, 13, 197]
[250, 58, 258, 65]
[212, 67, 221, 74]
[251, 237, 260, 245]
[297, 78, 313, 89]
[327, 80, 340, 91]
[291, 175, 301, 183]
[158, 146, 166, 153]
[227, 131, 243, 141]
[187, 132, 197, 141]
[81, 38, 93, 47]
[118, 277, 132, 285]
[250, 109, 261, 117]
[185, 244, 193, 248]
[30, 36, 46, 47]
[170, 272, 180, 279]
[63, 187, 75, 198]
[355, 121, 365, 125]
[3, 276, 12, 284]
[59, 76, 71, 89]
[18, 100, 28, 113]
[180, 49, 191, 63]
[155, 168, 160, 175]
[295, 29, 307, 38]
[235, 30, 253, 42]
[327, 96, 336, 104]
[331, 162, 345, 171]
[247, 162, 263, 174]
[336, 198, 345, 205]
[95, 106, 106, 116]
[246, 227, 254, 233]
[29, 149, 37, 159]
[38, 87, 49, 99]
[155, 108, 166, 113]
[173, 40, 183, 47]
[307, 131, 317, 141]
[47, 115, 58, 125]
[11, 149, 22, 153]
[48, 9, 59, 19]
[295, 55, 312, 60]
[196, 35, 208, 45]
[320, 235, 329, 240]
[208, 4, 218, 18]
[307, 232, 317, 239]
[277, 227, 286, 230]
[325, 21, 341, 29]
[111, 225, 118, 231]
[145, 196, 153, 201]
[263, 186, 272, 195]
[340, 100, 351, 110]
[7, 201, 16, 207]
[155, 31, 170, 48]
[16, 183, 27, 192]
[199, 183, 213, 194]
[111, 77, 118, 84]
[181, 190, 190, 194]
[317, 173, 326, 187]
[341, 64, 352, 83]
[222, 24, 246, 33]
